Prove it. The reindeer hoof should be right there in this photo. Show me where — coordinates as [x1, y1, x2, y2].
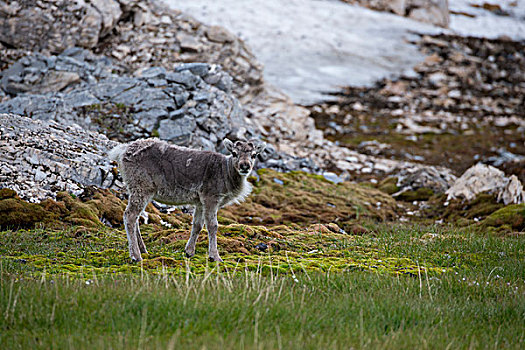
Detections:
[209, 256, 223, 263]
[131, 256, 143, 263]
[185, 251, 195, 258]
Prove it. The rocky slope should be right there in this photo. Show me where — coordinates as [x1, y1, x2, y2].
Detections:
[0, 114, 120, 202]
[0, 0, 523, 235]
[309, 34, 525, 183]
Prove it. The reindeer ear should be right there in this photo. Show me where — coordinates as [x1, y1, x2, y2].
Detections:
[223, 138, 235, 153]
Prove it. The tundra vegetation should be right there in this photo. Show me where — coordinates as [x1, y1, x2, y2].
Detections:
[1, 168, 524, 349]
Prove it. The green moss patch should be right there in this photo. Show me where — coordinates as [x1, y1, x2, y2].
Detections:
[423, 193, 505, 225]
[482, 204, 525, 232]
[377, 176, 399, 195]
[221, 169, 399, 225]
[0, 224, 451, 278]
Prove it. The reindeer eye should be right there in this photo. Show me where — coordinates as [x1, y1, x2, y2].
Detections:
[251, 153, 257, 159]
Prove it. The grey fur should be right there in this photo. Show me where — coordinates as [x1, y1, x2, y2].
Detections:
[109, 138, 265, 262]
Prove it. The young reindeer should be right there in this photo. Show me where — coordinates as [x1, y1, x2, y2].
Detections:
[108, 138, 265, 262]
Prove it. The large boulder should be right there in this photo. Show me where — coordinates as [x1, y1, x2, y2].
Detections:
[446, 163, 524, 205]
[0, 0, 122, 53]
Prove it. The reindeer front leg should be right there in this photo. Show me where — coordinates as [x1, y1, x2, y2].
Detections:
[203, 199, 222, 262]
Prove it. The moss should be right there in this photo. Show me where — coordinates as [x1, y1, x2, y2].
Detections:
[79, 187, 126, 227]
[395, 188, 434, 202]
[482, 204, 525, 231]
[378, 177, 399, 195]
[422, 193, 505, 226]
[0, 188, 17, 200]
[0, 197, 57, 229]
[221, 169, 399, 226]
[0, 188, 131, 229]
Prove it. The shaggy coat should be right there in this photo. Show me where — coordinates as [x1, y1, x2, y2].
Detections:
[109, 138, 264, 262]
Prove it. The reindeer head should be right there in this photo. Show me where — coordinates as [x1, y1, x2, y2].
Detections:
[223, 138, 266, 176]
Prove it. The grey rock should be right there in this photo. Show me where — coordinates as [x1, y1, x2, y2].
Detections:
[174, 63, 210, 77]
[174, 92, 189, 107]
[147, 78, 168, 87]
[0, 114, 121, 202]
[255, 243, 268, 252]
[140, 67, 167, 79]
[0, 50, 261, 154]
[166, 71, 199, 89]
[157, 117, 197, 144]
[0, 0, 122, 53]
[112, 86, 145, 106]
[92, 80, 137, 100]
[169, 108, 187, 119]
[193, 91, 213, 103]
[135, 109, 168, 132]
[446, 163, 524, 205]
[392, 166, 457, 196]
[323, 172, 344, 184]
[66, 91, 100, 108]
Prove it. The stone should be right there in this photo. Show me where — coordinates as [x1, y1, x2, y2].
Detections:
[157, 117, 197, 145]
[90, 0, 122, 37]
[255, 243, 268, 252]
[176, 33, 204, 52]
[446, 164, 524, 205]
[0, 114, 120, 202]
[323, 172, 344, 184]
[166, 71, 199, 89]
[0, 50, 263, 156]
[139, 67, 167, 79]
[205, 26, 236, 43]
[408, 0, 449, 28]
[344, 0, 449, 27]
[393, 166, 457, 197]
[174, 63, 210, 77]
[173, 93, 189, 107]
[0, 0, 122, 53]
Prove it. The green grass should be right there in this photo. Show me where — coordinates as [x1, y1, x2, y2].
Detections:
[1, 224, 524, 349]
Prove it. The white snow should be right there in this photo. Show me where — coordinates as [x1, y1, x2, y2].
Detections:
[164, 0, 524, 104]
[449, 0, 525, 40]
[165, 0, 439, 104]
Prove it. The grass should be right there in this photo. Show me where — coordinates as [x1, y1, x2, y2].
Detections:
[1, 223, 524, 349]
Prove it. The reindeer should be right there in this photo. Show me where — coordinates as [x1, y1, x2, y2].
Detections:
[108, 138, 265, 262]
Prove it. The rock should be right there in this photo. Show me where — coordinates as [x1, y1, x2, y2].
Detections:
[255, 243, 268, 252]
[322, 172, 345, 184]
[90, 0, 122, 37]
[157, 117, 197, 144]
[166, 71, 199, 89]
[0, 0, 264, 105]
[138, 67, 167, 79]
[408, 0, 449, 28]
[174, 63, 210, 77]
[446, 164, 524, 205]
[391, 166, 457, 200]
[205, 26, 236, 43]
[0, 50, 254, 153]
[176, 33, 204, 52]
[0, 0, 122, 53]
[0, 114, 121, 202]
[344, 0, 449, 27]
